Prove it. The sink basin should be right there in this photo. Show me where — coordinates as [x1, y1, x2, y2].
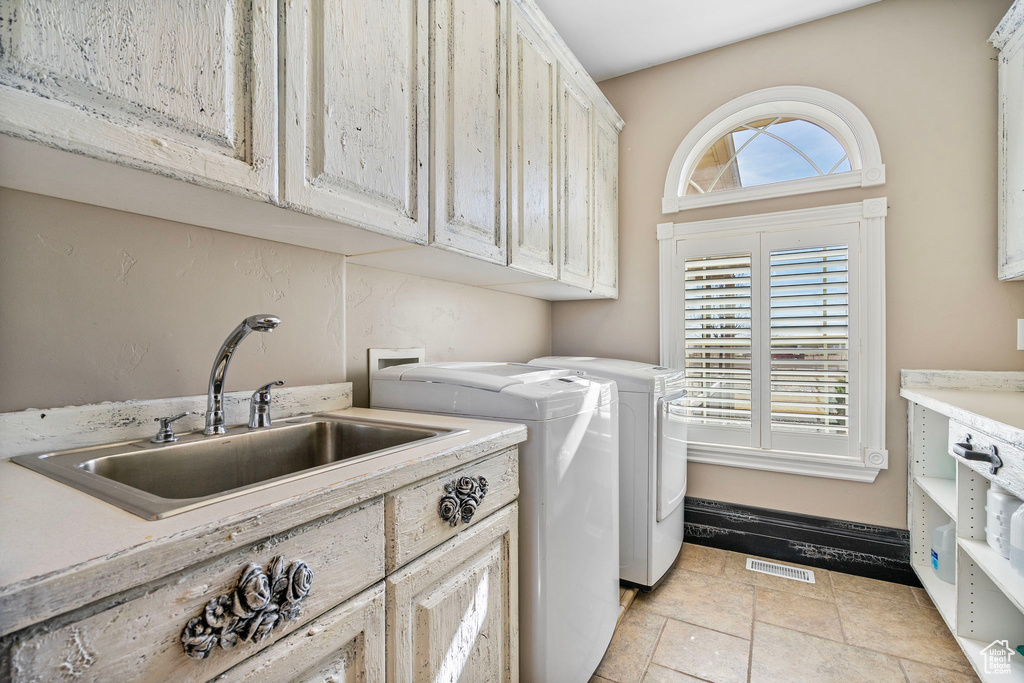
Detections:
[13, 415, 465, 520]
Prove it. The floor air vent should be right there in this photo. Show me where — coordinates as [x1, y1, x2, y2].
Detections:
[745, 558, 815, 584]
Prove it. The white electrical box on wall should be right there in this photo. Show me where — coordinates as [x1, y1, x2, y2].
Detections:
[368, 348, 425, 405]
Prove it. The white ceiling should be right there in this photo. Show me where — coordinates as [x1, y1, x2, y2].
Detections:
[533, 0, 881, 82]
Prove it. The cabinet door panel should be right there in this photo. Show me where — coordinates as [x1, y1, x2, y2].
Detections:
[998, 27, 1024, 280]
[508, 5, 557, 278]
[282, 0, 429, 242]
[387, 503, 518, 683]
[593, 115, 619, 297]
[0, 0, 276, 196]
[218, 582, 386, 683]
[558, 71, 594, 289]
[431, 0, 507, 263]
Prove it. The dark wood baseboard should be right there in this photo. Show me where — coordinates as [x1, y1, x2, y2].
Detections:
[684, 497, 919, 586]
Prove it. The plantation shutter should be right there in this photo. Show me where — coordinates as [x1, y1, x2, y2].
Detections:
[767, 245, 850, 436]
[674, 223, 860, 458]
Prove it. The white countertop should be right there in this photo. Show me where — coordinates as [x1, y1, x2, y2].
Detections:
[0, 407, 525, 636]
[900, 370, 1024, 450]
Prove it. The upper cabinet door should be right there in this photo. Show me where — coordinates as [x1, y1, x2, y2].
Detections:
[508, 3, 557, 279]
[557, 69, 595, 289]
[0, 0, 276, 198]
[995, 5, 1024, 281]
[430, 0, 508, 264]
[281, 0, 429, 243]
[592, 114, 619, 297]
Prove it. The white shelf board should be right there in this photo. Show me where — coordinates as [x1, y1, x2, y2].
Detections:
[915, 475, 957, 519]
[960, 538, 1024, 615]
[959, 635, 1024, 682]
[912, 561, 957, 631]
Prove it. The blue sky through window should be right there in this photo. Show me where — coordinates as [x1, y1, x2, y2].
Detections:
[731, 119, 850, 188]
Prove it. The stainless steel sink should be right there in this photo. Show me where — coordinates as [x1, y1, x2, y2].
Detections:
[13, 415, 464, 520]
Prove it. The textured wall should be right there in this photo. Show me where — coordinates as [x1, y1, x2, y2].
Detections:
[0, 188, 347, 412]
[0, 188, 552, 414]
[551, 0, 1024, 527]
[346, 263, 552, 407]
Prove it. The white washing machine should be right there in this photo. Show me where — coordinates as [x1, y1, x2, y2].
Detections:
[372, 362, 620, 683]
[531, 357, 688, 589]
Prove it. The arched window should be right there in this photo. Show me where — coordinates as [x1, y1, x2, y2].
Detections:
[663, 87, 885, 211]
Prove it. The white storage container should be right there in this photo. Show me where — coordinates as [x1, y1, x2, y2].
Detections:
[1011, 505, 1024, 577]
[986, 483, 1022, 558]
[931, 520, 956, 584]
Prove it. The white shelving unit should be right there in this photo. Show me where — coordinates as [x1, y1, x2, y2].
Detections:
[907, 399, 1024, 682]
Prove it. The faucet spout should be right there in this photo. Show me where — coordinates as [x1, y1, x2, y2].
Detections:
[204, 314, 282, 435]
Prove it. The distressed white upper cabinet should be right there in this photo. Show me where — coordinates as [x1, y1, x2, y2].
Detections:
[281, 0, 429, 243]
[430, 0, 508, 263]
[0, 0, 277, 198]
[593, 114, 620, 297]
[557, 69, 595, 289]
[992, 1, 1024, 281]
[508, 3, 558, 279]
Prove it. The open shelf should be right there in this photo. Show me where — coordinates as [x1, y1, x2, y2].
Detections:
[960, 539, 1024, 615]
[912, 562, 956, 630]
[959, 636, 1024, 680]
[915, 475, 956, 518]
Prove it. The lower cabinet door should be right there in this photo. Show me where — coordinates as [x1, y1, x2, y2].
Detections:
[217, 582, 386, 682]
[386, 503, 519, 683]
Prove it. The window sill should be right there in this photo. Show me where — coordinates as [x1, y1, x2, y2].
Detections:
[686, 442, 888, 483]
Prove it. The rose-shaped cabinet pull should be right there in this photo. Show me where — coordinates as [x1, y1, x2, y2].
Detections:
[438, 475, 489, 526]
[180, 556, 313, 660]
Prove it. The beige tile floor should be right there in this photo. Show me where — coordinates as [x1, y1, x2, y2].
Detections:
[592, 543, 979, 683]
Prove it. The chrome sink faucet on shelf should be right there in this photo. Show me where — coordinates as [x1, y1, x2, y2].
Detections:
[205, 314, 282, 435]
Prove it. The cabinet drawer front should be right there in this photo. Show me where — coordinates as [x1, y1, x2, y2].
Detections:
[385, 448, 518, 572]
[948, 420, 1024, 499]
[5, 499, 384, 682]
[216, 582, 385, 682]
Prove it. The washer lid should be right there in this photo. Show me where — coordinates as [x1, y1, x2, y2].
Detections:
[387, 362, 573, 391]
[529, 357, 686, 394]
[373, 362, 614, 420]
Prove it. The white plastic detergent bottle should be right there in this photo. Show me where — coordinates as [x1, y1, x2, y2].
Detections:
[931, 520, 956, 584]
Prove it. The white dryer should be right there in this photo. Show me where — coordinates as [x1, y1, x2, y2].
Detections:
[531, 357, 687, 589]
[372, 362, 620, 683]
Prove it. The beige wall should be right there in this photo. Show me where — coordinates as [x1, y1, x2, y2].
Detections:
[552, 0, 1024, 528]
[346, 264, 552, 407]
[0, 188, 551, 414]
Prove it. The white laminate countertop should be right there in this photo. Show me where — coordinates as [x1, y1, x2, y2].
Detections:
[0, 407, 526, 637]
[900, 370, 1024, 450]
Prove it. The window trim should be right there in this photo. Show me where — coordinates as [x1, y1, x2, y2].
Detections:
[658, 199, 889, 482]
[662, 87, 885, 212]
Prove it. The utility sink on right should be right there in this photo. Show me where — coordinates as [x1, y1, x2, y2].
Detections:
[13, 415, 464, 520]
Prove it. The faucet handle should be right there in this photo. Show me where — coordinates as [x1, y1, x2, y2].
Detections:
[250, 380, 285, 428]
[152, 411, 195, 444]
[252, 380, 285, 403]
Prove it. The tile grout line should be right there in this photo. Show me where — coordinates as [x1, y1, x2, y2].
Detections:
[747, 586, 757, 683]
[633, 606, 753, 643]
[638, 616, 669, 681]
[897, 658, 913, 683]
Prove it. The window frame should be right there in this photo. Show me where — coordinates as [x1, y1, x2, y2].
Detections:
[658, 199, 889, 482]
[662, 87, 886, 212]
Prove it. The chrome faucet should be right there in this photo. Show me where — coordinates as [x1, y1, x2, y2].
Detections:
[204, 314, 282, 435]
